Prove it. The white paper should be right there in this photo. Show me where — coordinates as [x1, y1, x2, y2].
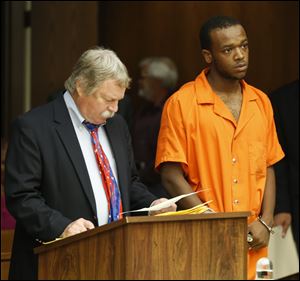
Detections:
[268, 225, 299, 279]
[121, 191, 201, 214]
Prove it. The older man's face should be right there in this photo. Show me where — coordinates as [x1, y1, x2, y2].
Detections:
[76, 79, 125, 125]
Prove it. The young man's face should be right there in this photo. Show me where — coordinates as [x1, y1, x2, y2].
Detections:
[209, 24, 249, 80]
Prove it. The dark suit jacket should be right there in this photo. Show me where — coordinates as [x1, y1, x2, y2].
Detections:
[5, 93, 157, 280]
[270, 80, 299, 253]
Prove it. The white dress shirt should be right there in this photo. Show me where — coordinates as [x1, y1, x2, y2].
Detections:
[64, 91, 119, 226]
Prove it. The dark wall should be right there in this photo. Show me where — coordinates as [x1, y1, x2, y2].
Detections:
[31, 1, 99, 108]
[2, 1, 299, 138]
[98, 1, 299, 106]
[1, 2, 26, 138]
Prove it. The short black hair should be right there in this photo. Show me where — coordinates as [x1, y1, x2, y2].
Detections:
[199, 16, 242, 50]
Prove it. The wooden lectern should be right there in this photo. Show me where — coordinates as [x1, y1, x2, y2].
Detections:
[34, 212, 249, 280]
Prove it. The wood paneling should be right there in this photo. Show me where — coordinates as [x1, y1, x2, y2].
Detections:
[1, 2, 26, 138]
[3, 1, 298, 137]
[31, 1, 98, 108]
[99, 1, 298, 106]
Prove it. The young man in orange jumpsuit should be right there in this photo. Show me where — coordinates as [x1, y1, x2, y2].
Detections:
[155, 16, 284, 280]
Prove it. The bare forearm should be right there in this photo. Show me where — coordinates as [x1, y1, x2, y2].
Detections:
[160, 162, 202, 209]
[261, 166, 276, 226]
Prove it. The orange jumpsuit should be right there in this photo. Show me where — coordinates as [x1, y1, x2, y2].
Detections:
[155, 69, 284, 279]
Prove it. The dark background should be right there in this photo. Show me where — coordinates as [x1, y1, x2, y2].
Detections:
[2, 1, 299, 138]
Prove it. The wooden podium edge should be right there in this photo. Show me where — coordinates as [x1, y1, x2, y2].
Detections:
[34, 211, 250, 255]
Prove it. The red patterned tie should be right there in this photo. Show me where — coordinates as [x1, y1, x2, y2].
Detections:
[83, 121, 123, 223]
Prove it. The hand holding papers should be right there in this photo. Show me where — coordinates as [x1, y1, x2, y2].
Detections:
[121, 191, 210, 215]
[157, 200, 213, 216]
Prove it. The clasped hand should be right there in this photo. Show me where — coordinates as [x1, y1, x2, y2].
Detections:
[247, 220, 271, 250]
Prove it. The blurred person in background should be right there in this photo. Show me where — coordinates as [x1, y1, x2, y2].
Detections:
[132, 57, 178, 198]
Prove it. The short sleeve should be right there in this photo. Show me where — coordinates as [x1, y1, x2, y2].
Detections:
[155, 95, 188, 170]
[265, 97, 285, 166]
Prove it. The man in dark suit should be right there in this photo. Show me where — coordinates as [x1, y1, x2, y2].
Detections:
[4, 46, 176, 280]
[270, 80, 299, 254]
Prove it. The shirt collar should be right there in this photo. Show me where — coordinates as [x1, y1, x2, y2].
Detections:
[63, 91, 85, 126]
[195, 68, 257, 104]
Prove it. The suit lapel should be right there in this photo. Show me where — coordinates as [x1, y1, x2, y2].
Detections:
[52, 95, 97, 215]
[104, 119, 125, 189]
[104, 118, 131, 212]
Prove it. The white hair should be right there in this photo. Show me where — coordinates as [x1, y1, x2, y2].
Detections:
[139, 57, 178, 91]
[64, 46, 131, 95]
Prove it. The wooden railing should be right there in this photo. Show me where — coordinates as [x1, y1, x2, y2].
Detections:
[1, 230, 14, 280]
